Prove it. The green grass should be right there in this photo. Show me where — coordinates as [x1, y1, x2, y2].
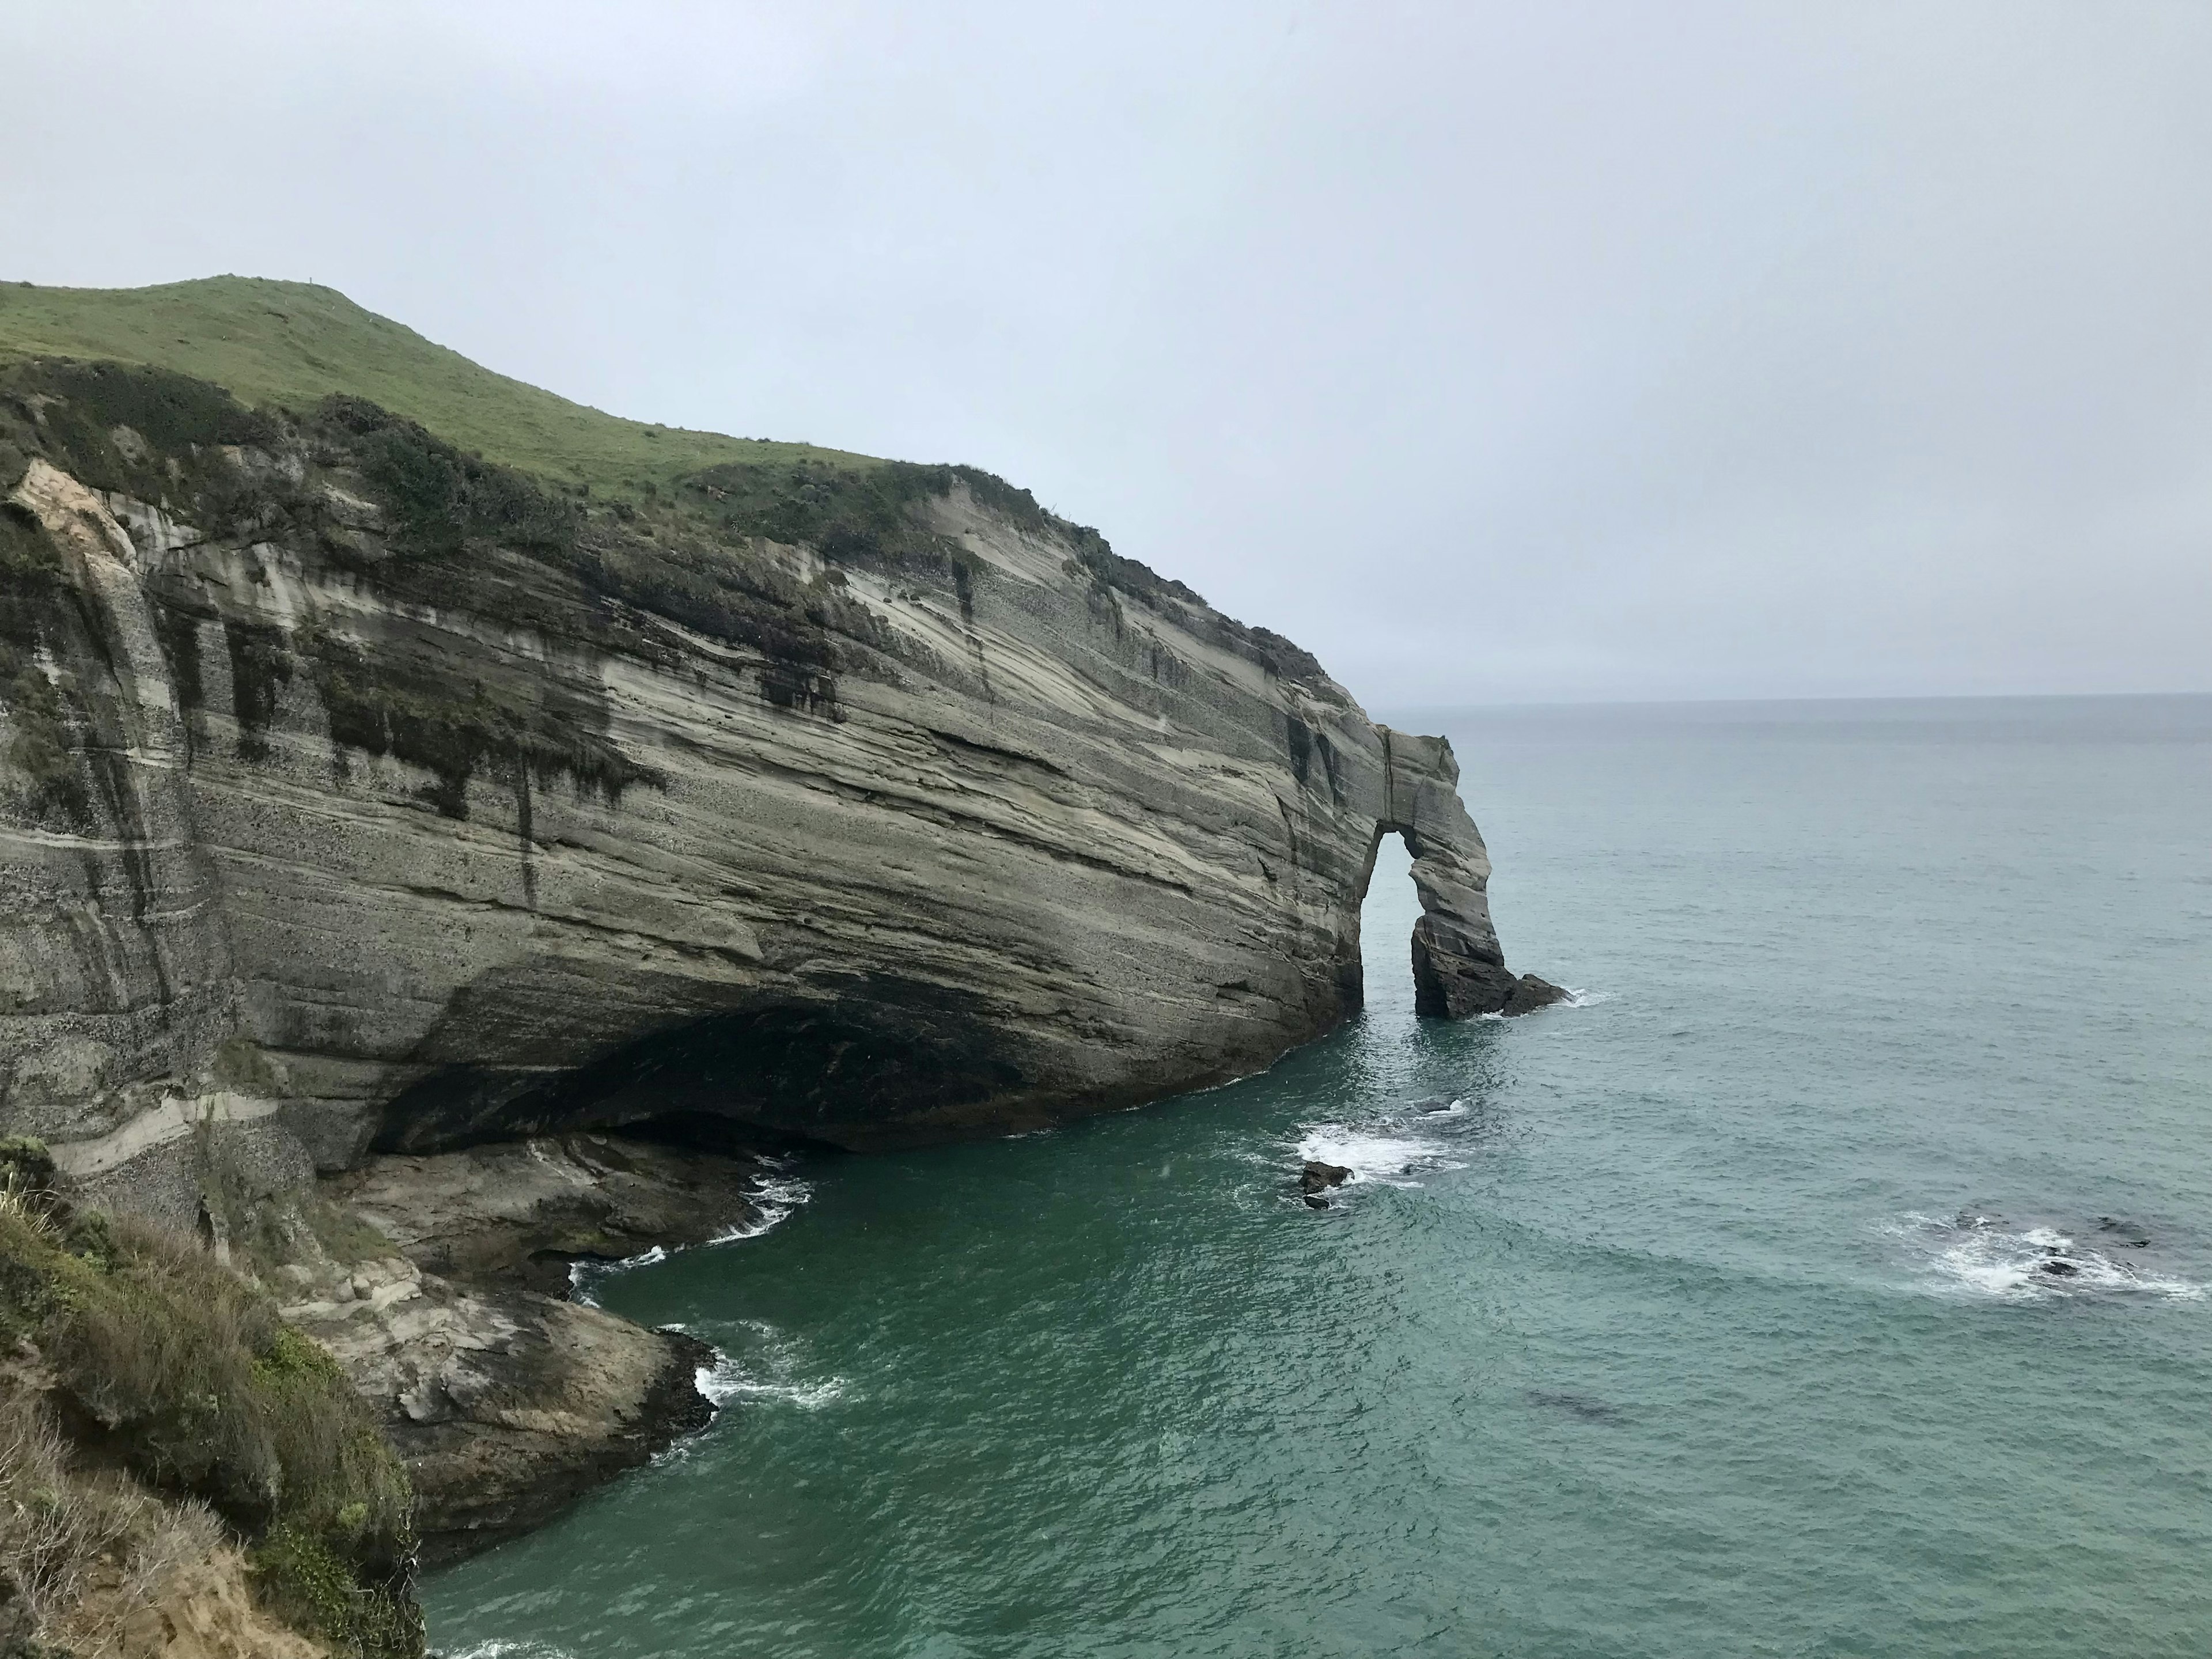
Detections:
[0, 274, 872, 497]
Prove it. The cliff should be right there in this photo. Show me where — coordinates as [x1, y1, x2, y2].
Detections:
[0, 278, 1555, 1567]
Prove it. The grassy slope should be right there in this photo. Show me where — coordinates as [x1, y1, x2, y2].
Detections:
[0, 275, 872, 494]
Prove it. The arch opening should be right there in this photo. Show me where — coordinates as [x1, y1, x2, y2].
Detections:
[1349, 825, 1424, 1021]
[1348, 812, 1560, 1021]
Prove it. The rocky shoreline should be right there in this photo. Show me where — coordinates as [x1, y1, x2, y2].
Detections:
[285, 1135, 768, 1565]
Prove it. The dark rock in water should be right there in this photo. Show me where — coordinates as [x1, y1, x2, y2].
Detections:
[2039, 1259, 2081, 1277]
[2097, 1217, 2153, 1247]
[1413, 1097, 1455, 1114]
[1304, 1194, 1332, 1210]
[1301, 1160, 1353, 1194]
[1502, 974, 1571, 1015]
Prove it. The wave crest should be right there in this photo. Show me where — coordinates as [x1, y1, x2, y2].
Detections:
[1889, 1211, 2204, 1303]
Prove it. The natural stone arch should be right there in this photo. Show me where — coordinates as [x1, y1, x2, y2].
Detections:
[1364, 728, 1563, 1018]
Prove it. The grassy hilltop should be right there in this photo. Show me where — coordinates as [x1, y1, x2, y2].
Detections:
[0, 272, 1171, 618]
[0, 274, 871, 495]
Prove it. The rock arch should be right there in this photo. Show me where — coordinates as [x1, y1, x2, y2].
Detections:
[1369, 728, 1565, 1018]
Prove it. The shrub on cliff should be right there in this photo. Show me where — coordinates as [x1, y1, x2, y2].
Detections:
[0, 1154, 421, 1658]
[0, 1387, 224, 1647]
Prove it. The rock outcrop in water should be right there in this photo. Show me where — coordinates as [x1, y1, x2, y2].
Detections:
[0, 304, 1554, 1558]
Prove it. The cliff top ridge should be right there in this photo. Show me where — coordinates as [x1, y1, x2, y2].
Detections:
[0, 274, 867, 497]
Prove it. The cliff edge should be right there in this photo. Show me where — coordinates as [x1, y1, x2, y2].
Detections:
[0, 278, 1556, 1560]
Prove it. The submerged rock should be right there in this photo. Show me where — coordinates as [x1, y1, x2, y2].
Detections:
[1528, 1389, 1627, 1425]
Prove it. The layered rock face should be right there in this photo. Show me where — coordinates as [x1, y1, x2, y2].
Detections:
[0, 364, 1545, 1188]
[0, 357, 1552, 1548]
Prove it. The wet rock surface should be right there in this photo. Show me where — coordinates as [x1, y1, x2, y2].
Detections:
[327, 1132, 768, 1296]
[273, 1135, 779, 1563]
[274, 1238, 702, 1565]
[1503, 974, 1572, 1015]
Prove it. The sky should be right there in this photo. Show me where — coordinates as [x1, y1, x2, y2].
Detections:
[4, 1, 2209, 707]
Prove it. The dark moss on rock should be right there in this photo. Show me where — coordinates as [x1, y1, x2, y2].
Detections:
[303, 626, 658, 820]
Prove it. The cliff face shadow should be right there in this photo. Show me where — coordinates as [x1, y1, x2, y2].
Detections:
[373, 978, 1028, 1156]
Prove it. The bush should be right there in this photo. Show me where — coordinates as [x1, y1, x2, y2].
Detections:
[0, 1388, 223, 1637]
[0, 1391, 136, 1624]
[251, 1520, 419, 1658]
[0, 1187, 420, 1657]
[52, 1218, 412, 1563]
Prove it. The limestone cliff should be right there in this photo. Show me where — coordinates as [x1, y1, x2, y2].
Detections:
[0, 317, 1554, 1555]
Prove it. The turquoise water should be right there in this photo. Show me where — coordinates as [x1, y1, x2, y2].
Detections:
[425, 696, 2212, 1658]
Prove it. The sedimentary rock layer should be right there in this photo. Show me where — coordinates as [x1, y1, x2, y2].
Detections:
[0, 355, 1553, 1548]
[0, 365, 1546, 1198]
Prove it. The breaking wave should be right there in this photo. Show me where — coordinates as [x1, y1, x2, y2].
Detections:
[696, 1357, 849, 1410]
[570, 1164, 814, 1299]
[711, 1169, 813, 1243]
[1888, 1211, 2205, 1303]
[1291, 1103, 1475, 1195]
[694, 1320, 849, 1410]
[1476, 986, 1604, 1021]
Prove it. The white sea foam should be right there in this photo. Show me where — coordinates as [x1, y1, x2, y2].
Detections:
[696, 1359, 847, 1410]
[447, 1642, 578, 1659]
[710, 1172, 813, 1243]
[1889, 1213, 2205, 1304]
[567, 1244, 666, 1302]
[1488, 987, 1607, 1017]
[694, 1330, 848, 1410]
[569, 1169, 814, 1300]
[1297, 1125, 1464, 1189]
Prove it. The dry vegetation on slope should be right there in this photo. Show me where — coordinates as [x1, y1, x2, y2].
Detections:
[0, 1142, 418, 1659]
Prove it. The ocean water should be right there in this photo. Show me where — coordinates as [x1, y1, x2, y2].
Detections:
[423, 695, 2212, 1659]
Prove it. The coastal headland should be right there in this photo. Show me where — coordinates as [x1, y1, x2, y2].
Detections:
[0, 278, 1552, 1652]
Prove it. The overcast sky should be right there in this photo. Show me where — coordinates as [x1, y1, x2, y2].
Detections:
[6, 2, 2209, 706]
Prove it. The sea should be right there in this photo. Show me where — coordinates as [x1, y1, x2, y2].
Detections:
[422, 695, 2212, 1658]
